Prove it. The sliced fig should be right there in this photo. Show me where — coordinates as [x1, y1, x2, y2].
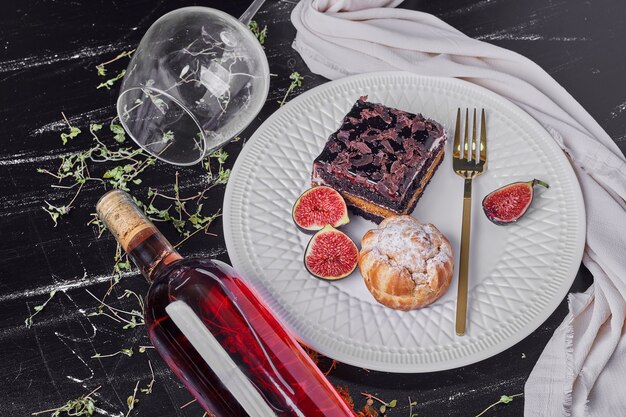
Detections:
[482, 179, 549, 225]
[292, 186, 349, 232]
[304, 225, 358, 280]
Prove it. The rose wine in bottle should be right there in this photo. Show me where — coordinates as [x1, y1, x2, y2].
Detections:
[96, 190, 355, 417]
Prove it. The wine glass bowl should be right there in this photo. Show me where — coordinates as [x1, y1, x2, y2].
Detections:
[118, 6, 270, 165]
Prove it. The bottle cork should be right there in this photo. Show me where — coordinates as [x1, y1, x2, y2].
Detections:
[96, 190, 157, 252]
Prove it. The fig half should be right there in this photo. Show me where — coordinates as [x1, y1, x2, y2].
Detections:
[482, 179, 549, 225]
[304, 225, 358, 280]
[292, 186, 349, 232]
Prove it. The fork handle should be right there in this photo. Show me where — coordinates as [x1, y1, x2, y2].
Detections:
[455, 178, 473, 336]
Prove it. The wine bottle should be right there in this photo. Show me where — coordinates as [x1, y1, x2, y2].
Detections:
[96, 190, 355, 417]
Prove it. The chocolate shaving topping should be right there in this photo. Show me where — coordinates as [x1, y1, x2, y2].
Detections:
[403, 146, 414, 162]
[313, 97, 446, 199]
[336, 130, 351, 148]
[409, 149, 423, 166]
[372, 150, 387, 167]
[390, 160, 403, 175]
[411, 118, 426, 133]
[333, 151, 351, 169]
[380, 139, 394, 153]
[350, 141, 371, 154]
[395, 113, 411, 129]
[360, 107, 379, 119]
[337, 130, 350, 141]
[327, 141, 341, 153]
[351, 154, 374, 167]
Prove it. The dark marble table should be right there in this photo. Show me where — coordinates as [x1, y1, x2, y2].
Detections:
[1, 0, 624, 416]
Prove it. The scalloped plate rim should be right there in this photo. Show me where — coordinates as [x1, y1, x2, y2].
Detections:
[223, 71, 586, 373]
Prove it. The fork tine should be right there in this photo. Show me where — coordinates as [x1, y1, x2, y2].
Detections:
[480, 109, 487, 162]
[463, 108, 469, 160]
[453, 108, 461, 159]
[471, 108, 477, 162]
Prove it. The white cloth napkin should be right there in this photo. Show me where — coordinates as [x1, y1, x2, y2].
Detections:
[291, 1, 626, 415]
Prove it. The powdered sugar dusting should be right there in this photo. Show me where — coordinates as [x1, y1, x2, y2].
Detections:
[363, 216, 452, 285]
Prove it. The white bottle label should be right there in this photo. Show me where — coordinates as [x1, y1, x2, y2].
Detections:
[166, 300, 278, 417]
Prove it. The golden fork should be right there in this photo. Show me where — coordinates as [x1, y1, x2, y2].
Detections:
[453, 108, 487, 336]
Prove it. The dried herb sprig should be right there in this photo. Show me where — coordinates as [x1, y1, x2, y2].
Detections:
[91, 348, 134, 359]
[25, 290, 57, 328]
[359, 393, 397, 416]
[279, 72, 304, 107]
[248, 20, 268, 45]
[86, 289, 145, 330]
[141, 360, 155, 395]
[125, 381, 140, 417]
[144, 155, 227, 247]
[96, 49, 135, 77]
[32, 47, 231, 417]
[361, 392, 398, 408]
[179, 398, 197, 409]
[474, 393, 523, 417]
[360, 393, 397, 409]
[32, 386, 101, 416]
[95, 49, 134, 90]
[38, 120, 155, 226]
[408, 396, 417, 417]
[97, 69, 126, 90]
[60, 113, 81, 145]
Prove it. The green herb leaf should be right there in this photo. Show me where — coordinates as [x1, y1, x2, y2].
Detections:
[474, 393, 523, 417]
[33, 386, 100, 417]
[279, 72, 305, 107]
[500, 395, 514, 404]
[61, 126, 81, 145]
[97, 69, 126, 90]
[110, 123, 126, 142]
[95, 49, 135, 78]
[126, 395, 137, 409]
[162, 130, 174, 143]
[42, 202, 68, 226]
[248, 20, 268, 45]
[290, 71, 304, 87]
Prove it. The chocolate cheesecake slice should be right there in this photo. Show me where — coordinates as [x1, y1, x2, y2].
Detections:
[311, 96, 446, 223]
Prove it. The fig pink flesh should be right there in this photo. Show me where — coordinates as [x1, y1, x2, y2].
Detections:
[293, 187, 348, 230]
[305, 228, 357, 279]
[484, 183, 532, 222]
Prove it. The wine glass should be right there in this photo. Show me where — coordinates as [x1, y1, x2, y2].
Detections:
[117, 2, 269, 166]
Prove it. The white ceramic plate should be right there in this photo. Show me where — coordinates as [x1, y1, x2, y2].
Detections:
[223, 72, 585, 373]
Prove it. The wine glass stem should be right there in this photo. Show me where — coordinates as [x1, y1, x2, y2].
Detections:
[239, 0, 266, 25]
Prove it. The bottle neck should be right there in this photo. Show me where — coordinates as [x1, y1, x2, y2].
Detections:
[126, 228, 182, 281]
[96, 190, 182, 282]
